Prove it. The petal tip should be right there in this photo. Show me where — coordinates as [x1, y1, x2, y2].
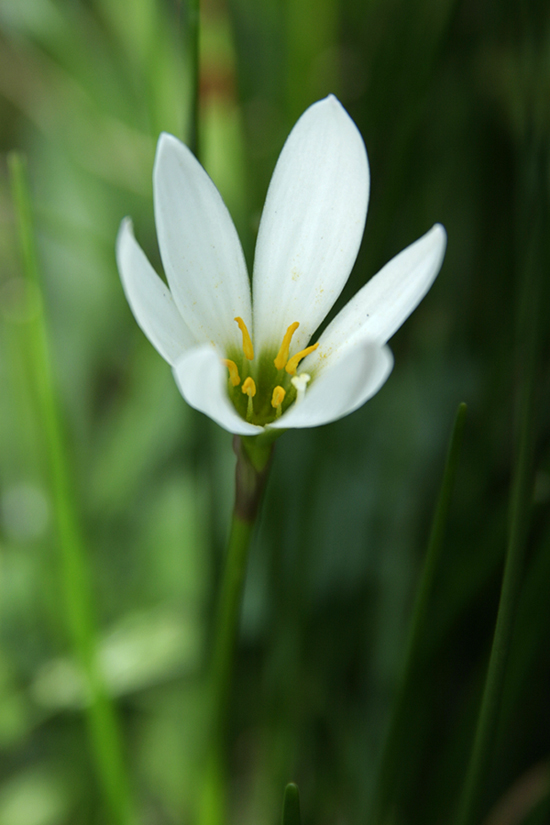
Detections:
[430, 223, 448, 259]
[117, 215, 133, 235]
[323, 93, 342, 108]
[154, 132, 189, 173]
[157, 131, 178, 150]
[433, 222, 447, 241]
[116, 216, 134, 258]
[314, 94, 354, 124]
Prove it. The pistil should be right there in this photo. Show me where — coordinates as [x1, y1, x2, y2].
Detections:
[291, 372, 311, 405]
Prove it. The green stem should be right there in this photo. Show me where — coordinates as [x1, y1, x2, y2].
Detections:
[370, 402, 467, 824]
[209, 512, 254, 734]
[198, 434, 275, 825]
[8, 153, 134, 825]
[210, 435, 274, 724]
[454, 139, 544, 825]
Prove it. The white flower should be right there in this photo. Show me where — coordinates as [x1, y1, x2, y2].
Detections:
[116, 95, 446, 436]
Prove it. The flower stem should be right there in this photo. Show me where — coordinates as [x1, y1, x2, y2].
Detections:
[210, 435, 274, 710]
[209, 512, 253, 735]
[198, 433, 275, 825]
[8, 153, 134, 825]
[370, 402, 467, 824]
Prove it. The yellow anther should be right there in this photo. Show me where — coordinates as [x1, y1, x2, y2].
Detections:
[271, 386, 286, 408]
[274, 321, 300, 370]
[234, 317, 254, 360]
[285, 343, 319, 375]
[221, 359, 241, 387]
[241, 376, 256, 397]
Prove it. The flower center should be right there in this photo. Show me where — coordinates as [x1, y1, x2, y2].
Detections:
[222, 318, 318, 425]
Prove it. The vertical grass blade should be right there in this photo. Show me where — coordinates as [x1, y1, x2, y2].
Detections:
[8, 153, 134, 825]
[370, 401, 467, 824]
[454, 139, 545, 825]
[282, 783, 301, 825]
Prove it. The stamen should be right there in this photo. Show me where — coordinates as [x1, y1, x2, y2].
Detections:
[242, 376, 256, 421]
[241, 377, 256, 397]
[271, 385, 286, 419]
[274, 321, 300, 370]
[271, 386, 286, 408]
[285, 343, 319, 375]
[221, 359, 241, 387]
[234, 317, 254, 360]
[291, 372, 311, 405]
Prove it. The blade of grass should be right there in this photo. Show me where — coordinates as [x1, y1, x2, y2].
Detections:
[8, 152, 134, 825]
[370, 401, 467, 824]
[282, 783, 301, 825]
[454, 136, 545, 825]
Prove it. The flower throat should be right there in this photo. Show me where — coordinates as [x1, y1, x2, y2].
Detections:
[222, 317, 318, 425]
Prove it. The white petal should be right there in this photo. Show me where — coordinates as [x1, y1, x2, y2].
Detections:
[172, 345, 263, 435]
[252, 95, 369, 354]
[154, 133, 252, 351]
[269, 342, 393, 430]
[116, 218, 195, 365]
[312, 224, 446, 366]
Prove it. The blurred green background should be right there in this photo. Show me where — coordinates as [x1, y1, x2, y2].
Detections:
[0, 0, 549, 824]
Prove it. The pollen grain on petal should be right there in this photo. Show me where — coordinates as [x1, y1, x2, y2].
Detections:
[234, 317, 254, 360]
[241, 376, 257, 397]
[285, 343, 319, 375]
[221, 358, 241, 387]
[271, 386, 286, 408]
[274, 321, 300, 370]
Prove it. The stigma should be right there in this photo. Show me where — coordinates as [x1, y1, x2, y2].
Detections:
[291, 372, 311, 405]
